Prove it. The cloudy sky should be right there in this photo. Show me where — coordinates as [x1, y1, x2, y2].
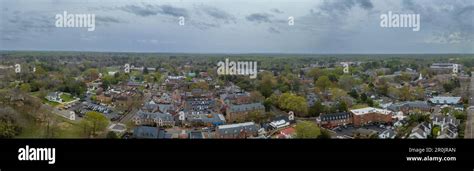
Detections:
[1, 0, 473, 53]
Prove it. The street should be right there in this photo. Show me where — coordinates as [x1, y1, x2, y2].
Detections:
[464, 72, 474, 139]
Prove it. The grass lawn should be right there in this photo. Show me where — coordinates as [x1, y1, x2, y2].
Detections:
[44, 99, 60, 107]
[60, 93, 75, 102]
[17, 115, 86, 138]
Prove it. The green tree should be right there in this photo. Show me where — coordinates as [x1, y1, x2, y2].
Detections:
[348, 89, 359, 99]
[19, 83, 31, 93]
[0, 110, 22, 138]
[338, 75, 356, 91]
[258, 72, 276, 98]
[308, 100, 325, 117]
[315, 76, 331, 92]
[81, 111, 109, 137]
[106, 131, 118, 139]
[432, 125, 441, 138]
[277, 93, 308, 116]
[295, 121, 321, 138]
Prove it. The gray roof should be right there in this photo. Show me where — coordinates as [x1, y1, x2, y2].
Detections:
[135, 110, 174, 122]
[217, 122, 259, 136]
[387, 101, 430, 111]
[133, 126, 171, 139]
[133, 126, 159, 139]
[229, 103, 264, 113]
[433, 115, 460, 126]
[187, 113, 226, 124]
[428, 96, 461, 105]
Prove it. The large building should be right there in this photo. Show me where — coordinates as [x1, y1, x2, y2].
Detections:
[318, 107, 393, 128]
[132, 110, 176, 127]
[387, 101, 432, 114]
[216, 122, 259, 138]
[225, 103, 265, 122]
[429, 63, 461, 74]
[318, 112, 352, 128]
[350, 107, 393, 127]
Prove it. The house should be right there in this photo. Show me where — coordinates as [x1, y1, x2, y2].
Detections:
[133, 110, 176, 126]
[225, 103, 265, 122]
[216, 122, 259, 139]
[186, 113, 226, 127]
[350, 107, 393, 127]
[432, 115, 460, 139]
[142, 100, 159, 113]
[387, 101, 431, 114]
[132, 126, 171, 139]
[378, 129, 396, 139]
[437, 123, 458, 139]
[45, 92, 63, 103]
[430, 63, 461, 74]
[276, 127, 296, 139]
[265, 114, 296, 130]
[318, 112, 352, 128]
[432, 115, 460, 127]
[409, 122, 432, 139]
[428, 96, 462, 105]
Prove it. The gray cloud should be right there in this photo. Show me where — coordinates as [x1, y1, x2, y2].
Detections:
[121, 4, 188, 17]
[246, 13, 273, 23]
[358, 0, 373, 10]
[271, 8, 284, 14]
[1, 10, 55, 41]
[96, 16, 123, 25]
[268, 27, 280, 34]
[200, 6, 236, 24]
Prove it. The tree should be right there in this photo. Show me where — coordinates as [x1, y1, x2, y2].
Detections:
[277, 93, 308, 116]
[308, 100, 325, 117]
[399, 86, 411, 101]
[190, 82, 209, 90]
[81, 111, 109, 137]
[329, 88, 347, 101]
[295, 121, 321, 138]
[338, 75, 356, 91]
[413, 86, 424, 100]
[106, 131, 118, 139]
[249, 91, 264, 103]
[19, 83, 31, 93]
[432, 125, 441, 138]
[83, 68, 99, 82]
[315, 76, 331, 92]
[246, 111, 267, 124]
[258, 72, 276, 98]
[348, 89, 359, 99]
[337, 101, 348, 112]
[318, 129, 331, 139]
[0, 108, 22, 138]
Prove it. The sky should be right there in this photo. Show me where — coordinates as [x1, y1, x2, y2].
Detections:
[0, 0, 473, 53]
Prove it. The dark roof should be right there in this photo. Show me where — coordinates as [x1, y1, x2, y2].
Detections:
[133, 126, 159, 139]
[320, 112, 351, 122]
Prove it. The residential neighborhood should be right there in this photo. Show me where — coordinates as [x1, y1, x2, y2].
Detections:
[0, 52, 473, 139]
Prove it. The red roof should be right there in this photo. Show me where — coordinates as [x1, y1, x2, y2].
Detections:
[280, 127, 296, 135]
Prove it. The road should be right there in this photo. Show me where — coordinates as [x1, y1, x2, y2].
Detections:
[465, 72, 474, 139]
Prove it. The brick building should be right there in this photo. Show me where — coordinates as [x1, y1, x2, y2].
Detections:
[350, 107, 393, 127]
